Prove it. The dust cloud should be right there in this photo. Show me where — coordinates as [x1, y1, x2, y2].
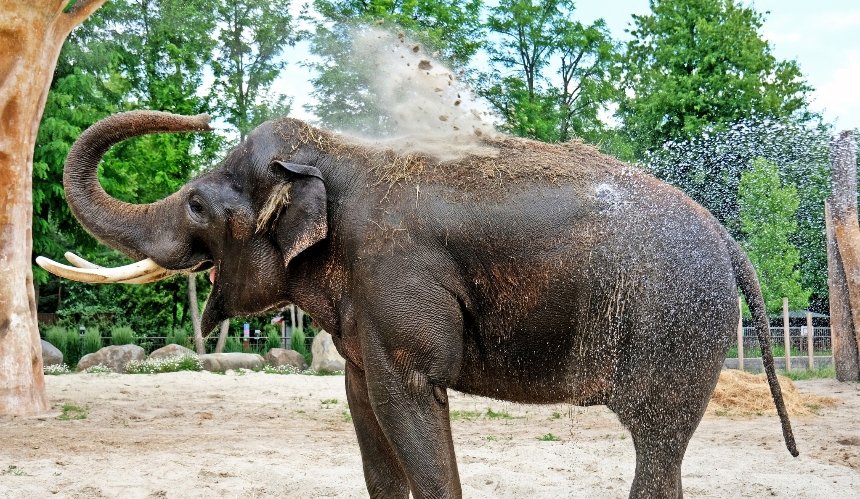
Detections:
[326, 26, 499, 162]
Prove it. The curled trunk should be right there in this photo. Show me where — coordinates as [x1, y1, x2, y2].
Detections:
[63, 111, 210, 265]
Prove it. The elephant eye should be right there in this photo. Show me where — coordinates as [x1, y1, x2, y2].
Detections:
[189, 198, 206, 217]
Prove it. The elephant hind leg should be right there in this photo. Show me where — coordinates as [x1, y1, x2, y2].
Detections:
[608, 363, 721, 498]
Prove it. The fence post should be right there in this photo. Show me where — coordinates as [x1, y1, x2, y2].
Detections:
[783, 297, 791, 371]
[737, 296, 744, 371]
[806, 312, 814, 370]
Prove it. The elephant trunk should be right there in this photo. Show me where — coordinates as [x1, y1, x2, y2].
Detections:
[63, 111, 211, 266]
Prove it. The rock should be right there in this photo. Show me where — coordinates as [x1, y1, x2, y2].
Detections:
[149, 344, 198, 360]
[311, 331, 345, 372]
[264, 348, 307, 371]
[40, 340, 63, 366]
[78, 345, 146, 373]
[198, 353, 264, 372]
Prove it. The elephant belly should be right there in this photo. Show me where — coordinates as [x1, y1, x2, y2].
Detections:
[451, 323, 620, 405]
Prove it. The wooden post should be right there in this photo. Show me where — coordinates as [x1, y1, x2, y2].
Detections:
[737, 296, 744, 371]
[825, 130, 860, 381]
[783, 297, 791, 371]
[806, 311, 814, 370]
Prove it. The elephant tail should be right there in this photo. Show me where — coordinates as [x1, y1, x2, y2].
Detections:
[725, 234, 799, 457]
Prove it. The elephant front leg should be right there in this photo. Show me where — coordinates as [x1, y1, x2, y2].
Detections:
[345, 361, 410, 498]
[364, 358, 462, 499]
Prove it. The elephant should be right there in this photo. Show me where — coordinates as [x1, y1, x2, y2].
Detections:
[39, 110, 798, 498]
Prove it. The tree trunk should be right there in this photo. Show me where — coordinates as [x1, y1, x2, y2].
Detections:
[186, 274, 205, 354]
[215, 320, 230, 353]
[0, 0, 106, 416]
[826, 131, 860, 381]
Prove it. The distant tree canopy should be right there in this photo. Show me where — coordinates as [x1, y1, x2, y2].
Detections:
[34, 0, 295, 335]
[308, 0, 484, 132]
[618, 0, 813, 156]
[480, 0, 618, 144]
[738, 158, 810, 314]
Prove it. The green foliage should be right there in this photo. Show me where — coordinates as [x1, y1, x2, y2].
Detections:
[644, 117, 831, 310]
[290, 328, 308, 358]
[58, 404, 88, 421]
[224, 335, 244, 353]
[110, 326, 136, 346]
[618, 0, 813, 155]
[211, 0, 295, 140]
[265, 329, 283, 351]
[780, 367, 836, 381]
[481, 0, 618, 142]
[538, 433, 560, 441]
[308, 0, 484, 132]
[81, 327, 102, 356]
[738, 158, 810, 313]
[166, 328, 189, 348]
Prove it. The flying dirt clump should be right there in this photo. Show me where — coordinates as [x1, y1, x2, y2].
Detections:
[336, 26, 499, 162]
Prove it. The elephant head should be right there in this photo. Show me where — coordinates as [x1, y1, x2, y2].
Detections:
[37, 110, 329, 333]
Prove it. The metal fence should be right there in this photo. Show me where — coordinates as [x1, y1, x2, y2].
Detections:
[739, 326, 831, 354]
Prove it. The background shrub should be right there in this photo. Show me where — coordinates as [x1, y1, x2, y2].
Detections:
[81, 327, 102, 356]
[224, 335, 243, 353]
[166, 328, 189, 348]
[111, 326, 136, 346]
[265, 329, 282, 351]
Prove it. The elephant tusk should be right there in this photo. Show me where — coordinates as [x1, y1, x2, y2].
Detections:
[63, 251, 102, 269]
[35, 256, 180, 284]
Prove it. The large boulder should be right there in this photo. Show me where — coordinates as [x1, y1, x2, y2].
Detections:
[40, 339, 63, 366]
[311, 331, 345, 372]
[265, 348, 307, 371]
[149, 343, 198, 360]
[198, 353, 264, 372]
[78, 345, 146, 373]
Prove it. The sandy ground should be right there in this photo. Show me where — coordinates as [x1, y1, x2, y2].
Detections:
[0, 371, 858, 498]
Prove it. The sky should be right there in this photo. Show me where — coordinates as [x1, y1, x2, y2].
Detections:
[277, 1, 860, 132]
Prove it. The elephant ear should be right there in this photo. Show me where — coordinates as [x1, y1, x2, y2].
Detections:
[269, 161, 328, 267]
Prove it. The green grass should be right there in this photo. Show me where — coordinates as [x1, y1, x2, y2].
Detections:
[780, 367, 837, 380]
[551, 411, 562, 419]
[485, 408, 513, 419]
[538, 433, 560, 442]
[110, 326, 136, 346]
[725, 345, 831, 358]
[450, 408, 515, 421]
[58, 403, 88, 421]
[2, 465, 27, 476]
[320, 398, 338, 406]
[449, 410, 482, 421]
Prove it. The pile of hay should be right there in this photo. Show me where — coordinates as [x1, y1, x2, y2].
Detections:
[707, 370, 838, 417]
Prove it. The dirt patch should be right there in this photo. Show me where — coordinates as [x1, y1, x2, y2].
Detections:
[0, 372, 858, 498]
[707, 370, 839, 417]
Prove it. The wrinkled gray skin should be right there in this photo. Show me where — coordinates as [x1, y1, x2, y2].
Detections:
[62, 111, 797, 498]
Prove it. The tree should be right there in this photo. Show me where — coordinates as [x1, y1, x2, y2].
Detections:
[211, 0, 295, 141]
[643, 117, 831, 311]
[0, 0, 107, 415]
[308, 0, 484, 132]
[618, 0, 812, 155]
[33, 0, 222, 351]
[481, 0, 617, 142]
[738, 158, 810, 313]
